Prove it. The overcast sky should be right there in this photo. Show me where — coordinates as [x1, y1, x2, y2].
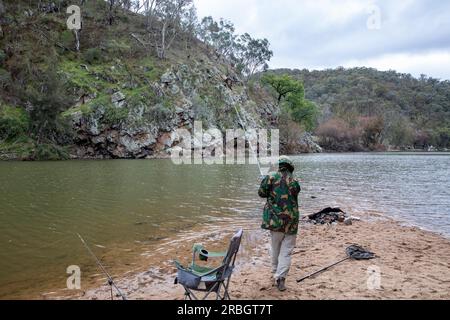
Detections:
[195, 0, 450, 80]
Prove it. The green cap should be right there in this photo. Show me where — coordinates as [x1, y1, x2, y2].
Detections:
[278, 156, 294, 167]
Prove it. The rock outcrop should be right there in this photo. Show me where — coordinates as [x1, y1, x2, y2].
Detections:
[299, 132, 323, 153]
[67, 59, 276, 159]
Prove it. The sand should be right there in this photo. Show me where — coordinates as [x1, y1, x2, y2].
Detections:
[60, 213, 450, 300]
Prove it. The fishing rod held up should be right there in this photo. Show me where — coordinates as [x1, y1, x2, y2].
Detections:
[77, 233, 127, 300]
[233, 104, 267, 178]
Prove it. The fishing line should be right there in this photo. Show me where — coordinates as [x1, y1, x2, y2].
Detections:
[232, 104, 265, 177]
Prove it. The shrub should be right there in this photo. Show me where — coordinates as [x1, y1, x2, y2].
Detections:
[434, 128, 450, 148]
[191, 95, 214, 124]
[279, 112, 305, 154]
[105, 40, 131, 56]
[413, 130, 433, 149]
[0, 105, 29, 141]
[145, 103, 174, 127]
[34, 143, 69, 161]
[59, 30, 75, 51]
[0, 50, 6, 65]
[0, 68, 11, 89]
[83, 48, 103, 65]
[103, 105, 129, 125]
[359, 116, 384, 149]
[387, 117, 415, 148]
[316, 118, 362, 151]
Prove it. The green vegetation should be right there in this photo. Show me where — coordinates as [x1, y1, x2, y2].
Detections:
[34, 143, 70, 161]
[103, 105, 129, 126]
[83, 48, 103, 65]
[262, 74, 318, 131]
[0, 105, 29, 142]
[267, 68, 450, 151]
[262, 74, 304, 103]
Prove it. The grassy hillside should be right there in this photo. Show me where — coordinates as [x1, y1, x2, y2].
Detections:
[0, 0, 273, 159]
[268, 68, 450, 151]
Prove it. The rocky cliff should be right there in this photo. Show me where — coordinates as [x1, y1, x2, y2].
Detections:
[65, 59, 279, 159]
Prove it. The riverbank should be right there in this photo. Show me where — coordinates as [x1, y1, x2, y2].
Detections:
[58, 213, 450, 300]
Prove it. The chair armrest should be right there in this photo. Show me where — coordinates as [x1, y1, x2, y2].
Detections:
[201, 251, 227, 258]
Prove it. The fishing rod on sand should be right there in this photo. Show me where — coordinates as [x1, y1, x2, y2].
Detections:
[77, 233, 127, 301]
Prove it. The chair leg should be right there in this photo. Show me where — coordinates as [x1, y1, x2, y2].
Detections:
[184, 288, 198, 301]
[182, 282, 232, 301]
[202, 282, 220, 300]
[223, 278, 233, 300]
[214, 282, 228, 301]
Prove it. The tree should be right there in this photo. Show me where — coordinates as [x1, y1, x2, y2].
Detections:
[106, 0, 140, 25]
[22, 66, 74, 144]
[287, 97, 318, 131]
[197, 17, 236, 58]
[197, 16, 218, 46]
[262, 74, 304, 104]
[388, 118, 414, 148]
[262, 74, 318, 131]
[235, 33, 272, 79]
[143, 0, 157, 30]
[107, 0, 117, 25]
[120, 0, 137, 10]
[180, 4, 198, 50]
[154, 0, 194, 59]
[196, 17, 272, 79]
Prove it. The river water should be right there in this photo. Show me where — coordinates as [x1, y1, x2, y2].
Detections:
[0, 153, 449, 298]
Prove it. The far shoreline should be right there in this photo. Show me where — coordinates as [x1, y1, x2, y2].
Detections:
[1, 150, 449, 162]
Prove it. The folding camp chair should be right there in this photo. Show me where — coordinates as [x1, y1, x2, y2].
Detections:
[174, 229, 243, 300]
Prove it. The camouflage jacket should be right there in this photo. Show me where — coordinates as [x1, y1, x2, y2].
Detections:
[258, 171, 301, 235]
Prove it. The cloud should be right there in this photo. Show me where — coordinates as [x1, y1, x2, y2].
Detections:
[194, 0, 450, 79]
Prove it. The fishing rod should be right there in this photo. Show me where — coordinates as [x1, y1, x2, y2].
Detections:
[233, 104, 266, 177]
[77, 233, 127, 301]
[297, 245, 376, 283]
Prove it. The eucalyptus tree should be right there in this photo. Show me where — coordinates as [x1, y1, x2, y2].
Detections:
[235, 33, 273, 80]
[153, 0, 194, 59]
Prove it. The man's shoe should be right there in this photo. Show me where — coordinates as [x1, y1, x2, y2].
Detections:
[276, 278, 287, 292]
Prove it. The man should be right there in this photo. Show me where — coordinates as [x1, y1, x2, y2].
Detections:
[258, 156, 301, 292]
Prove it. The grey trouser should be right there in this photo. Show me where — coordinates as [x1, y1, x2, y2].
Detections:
[271, 231, 297, 280]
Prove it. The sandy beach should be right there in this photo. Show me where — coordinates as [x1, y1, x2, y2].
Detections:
[57, 211, 450, 301]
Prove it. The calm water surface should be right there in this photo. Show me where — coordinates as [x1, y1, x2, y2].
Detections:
[0, 153, 449, 298]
